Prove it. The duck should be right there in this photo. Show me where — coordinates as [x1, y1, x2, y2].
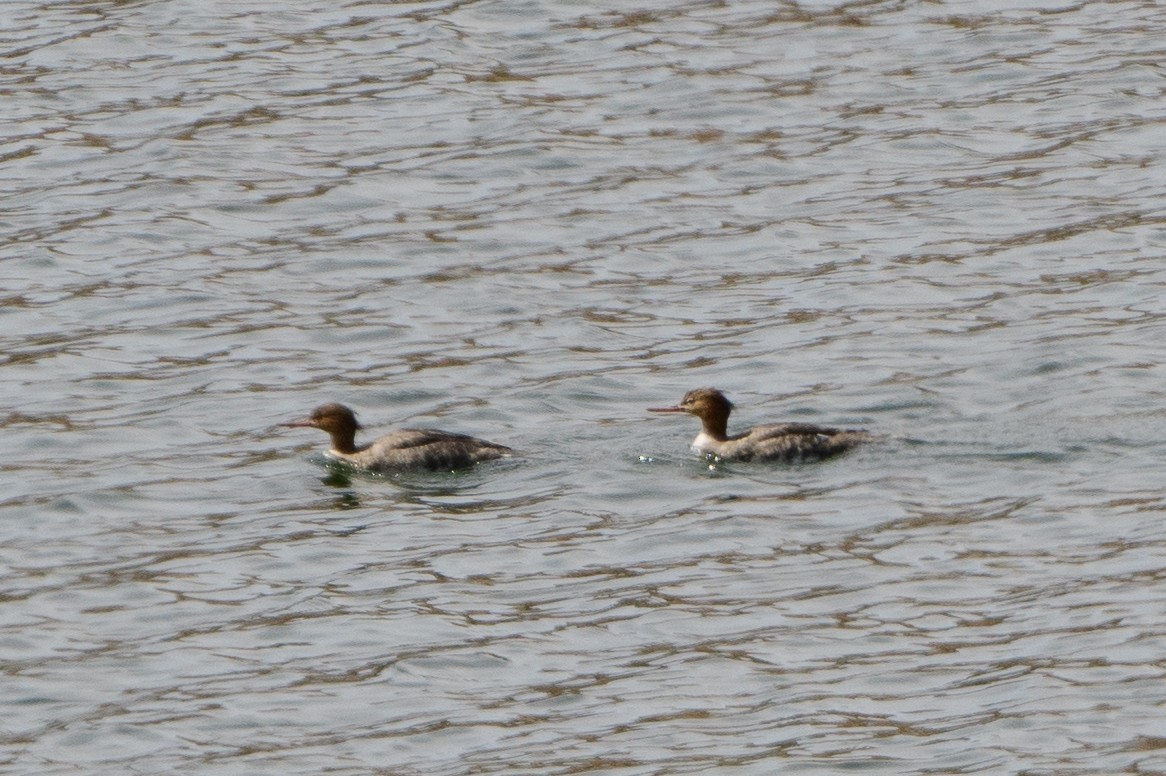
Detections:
[649, 387, 870, 463]
[282, 403, 511, 472]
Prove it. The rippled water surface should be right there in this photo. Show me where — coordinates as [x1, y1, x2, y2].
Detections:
[4, 0, 1166, 773]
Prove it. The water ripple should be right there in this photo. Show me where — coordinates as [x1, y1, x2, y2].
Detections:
[3, 0, 1166, 774]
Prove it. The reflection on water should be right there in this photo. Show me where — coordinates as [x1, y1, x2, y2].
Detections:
[3, 0, 1166, 774]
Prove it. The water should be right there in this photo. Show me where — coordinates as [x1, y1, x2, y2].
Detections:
[3, 0, 1166, 773]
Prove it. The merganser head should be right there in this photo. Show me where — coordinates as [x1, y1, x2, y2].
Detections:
[649, 387, 734, 439]
[282, 403, 363, 453]
[649, 387, 734, 418]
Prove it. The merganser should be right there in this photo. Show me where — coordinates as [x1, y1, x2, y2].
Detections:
[282, 403, 511, 472]
[649, 387, 870, 463]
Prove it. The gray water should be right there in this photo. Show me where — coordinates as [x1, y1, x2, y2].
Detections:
[3, 0, 1166, 773]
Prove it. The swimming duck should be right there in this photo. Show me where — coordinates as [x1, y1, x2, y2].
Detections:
[283, 403, 511, 472]
[649, 387, 870, 462]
